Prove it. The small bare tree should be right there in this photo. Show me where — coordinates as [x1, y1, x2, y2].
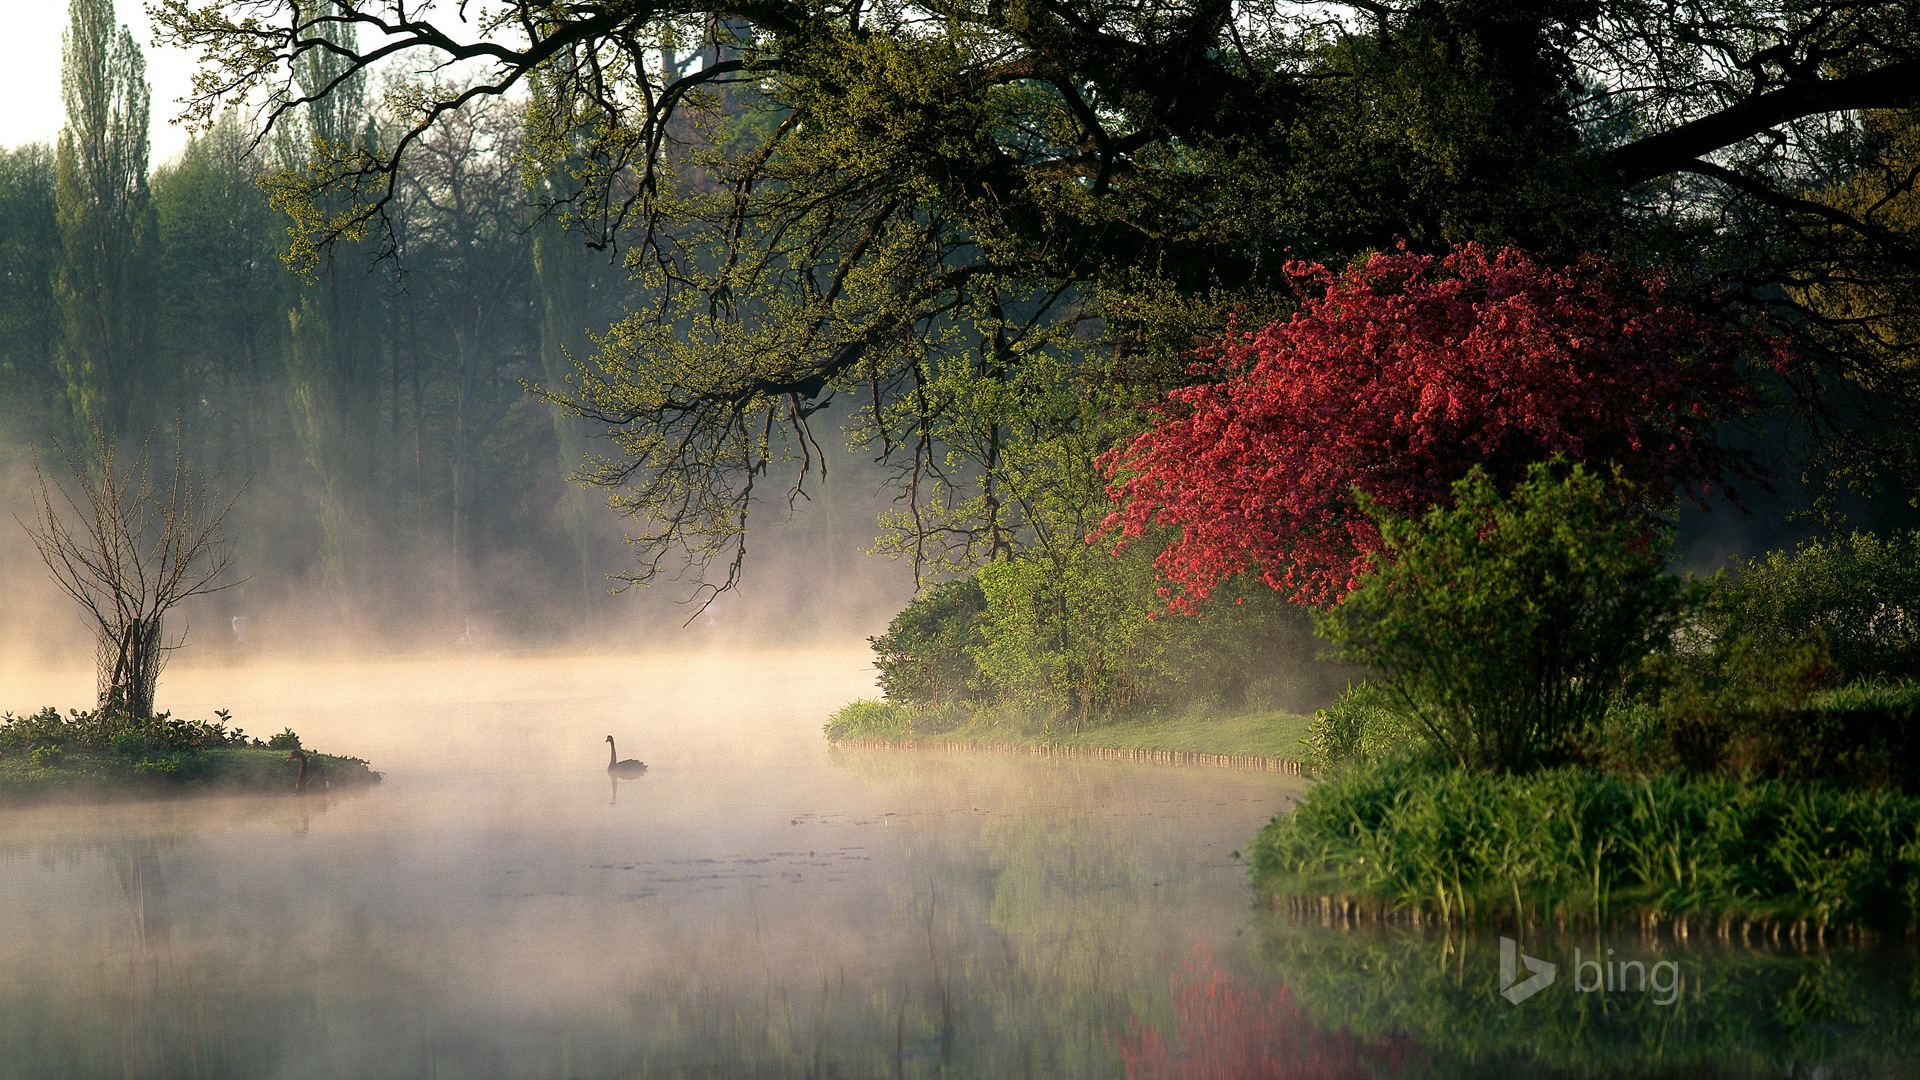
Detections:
[22, 427, 241, 718]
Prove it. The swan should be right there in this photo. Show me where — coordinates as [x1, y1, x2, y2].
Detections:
[287, 749, 322, 793]
[605, 735, 647, 775]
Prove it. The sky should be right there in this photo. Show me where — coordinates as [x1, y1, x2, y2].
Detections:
[0, 1, 218, 165]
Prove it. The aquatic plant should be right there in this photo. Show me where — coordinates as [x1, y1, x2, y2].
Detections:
[1249, 758, 1920, 931]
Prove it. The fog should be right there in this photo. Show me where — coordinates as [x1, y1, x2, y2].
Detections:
[0, 650, 1300, 1077]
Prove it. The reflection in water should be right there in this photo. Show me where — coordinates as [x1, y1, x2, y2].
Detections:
[1256, 919, 1920, 1077]
[3, 651, 1916, 1078]
[1114, 946, 1407, 1080]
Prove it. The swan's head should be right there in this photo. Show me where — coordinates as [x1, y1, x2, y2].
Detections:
[605, 734, 613, 744]
[286, 749, 306, 761]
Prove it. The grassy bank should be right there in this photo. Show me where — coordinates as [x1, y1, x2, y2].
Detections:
[824, 698, 1315, 762]
[0, 746, 379, 803]
[0, 707, 379, 804]
[1247, 758, 1920, 933]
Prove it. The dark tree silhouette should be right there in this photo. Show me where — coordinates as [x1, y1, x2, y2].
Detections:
[22, 427, 241, 718]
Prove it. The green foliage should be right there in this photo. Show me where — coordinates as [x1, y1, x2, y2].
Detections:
[0, 144, 60, 435]
[1709, 530, 1920, 682]
[870, 576, 986, 708]
[1609, 531, 1920, 785]
[965, 542, 1315, 727]
[266, 728, 302, 752]
[1300, 682, 1419, 770]
[972, 544, 1170, 723]
[28, 745, 64, 769]
[1249, 758, 1920, 929]
[0, 705, 255, 756]
[822, 699, 915, 741]
[1317, 462, 1692, 771]
[55, 0, 154, 438]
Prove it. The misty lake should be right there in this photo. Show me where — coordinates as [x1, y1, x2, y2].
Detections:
[3, 650, 1919, 1078]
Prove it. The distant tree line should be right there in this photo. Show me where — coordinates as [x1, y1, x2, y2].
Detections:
[0, 0, 651, 636]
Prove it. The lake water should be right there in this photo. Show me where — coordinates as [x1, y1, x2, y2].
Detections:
[1, 650, 1916, 1078]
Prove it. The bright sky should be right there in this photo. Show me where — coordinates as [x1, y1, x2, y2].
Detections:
[0, 1, 206, 165]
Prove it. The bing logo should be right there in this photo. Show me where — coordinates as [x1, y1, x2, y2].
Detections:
[1497, 937, 1684, 1006]
[1499, 936, 1557, 1003]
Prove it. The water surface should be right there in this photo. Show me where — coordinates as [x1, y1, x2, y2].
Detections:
[2, 651, 1915, 1078]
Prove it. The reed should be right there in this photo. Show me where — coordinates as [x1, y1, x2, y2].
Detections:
[1248, 758, 1920, 932]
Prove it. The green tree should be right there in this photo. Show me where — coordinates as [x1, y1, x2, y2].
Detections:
[1316, 463, 1691, 771]
[0, 145, 61, 443]
[151, 110, 290, 492]
[390, 91, 537, 609]
[154, 2, 1920, 595]
[272, 2, 388, 595]
[55, 0, 153, 439]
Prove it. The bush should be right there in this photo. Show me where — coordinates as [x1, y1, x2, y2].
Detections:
[871, 576, 987, 709]
[0, 706, 255, 755]
[1712, 530, 1920, 682]
[267, 728, 303, 751]
[1316, 462, 1692, 772]
[1299, 682, 1418, 769]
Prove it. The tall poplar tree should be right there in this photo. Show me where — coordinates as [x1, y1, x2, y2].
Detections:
[54, 0, 152, 440]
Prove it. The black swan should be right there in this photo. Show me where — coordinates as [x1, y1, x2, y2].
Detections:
[287, 749, 321, 793]
[605, 735, 647, 775]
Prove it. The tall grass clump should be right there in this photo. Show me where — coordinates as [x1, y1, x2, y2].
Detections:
[1248, 759, 1920, 930]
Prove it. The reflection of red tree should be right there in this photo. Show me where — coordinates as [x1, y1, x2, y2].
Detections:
[1115, 948, 1404, 1080]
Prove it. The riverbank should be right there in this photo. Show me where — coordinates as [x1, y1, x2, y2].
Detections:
[824, 698, 1315, 772]
[1246, 757, 1920, 936]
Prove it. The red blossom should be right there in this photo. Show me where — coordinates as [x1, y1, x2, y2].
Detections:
[1103, 243, 1773, 608]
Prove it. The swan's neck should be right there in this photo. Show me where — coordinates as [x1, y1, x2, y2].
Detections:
[295, 754, 308, 788]
[608, 739, 617, 767]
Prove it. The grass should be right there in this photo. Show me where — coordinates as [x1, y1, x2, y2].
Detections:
[824, 698, 1315, 761]
[0, 746, 379, 803]
[1247, 756, 1920, 932]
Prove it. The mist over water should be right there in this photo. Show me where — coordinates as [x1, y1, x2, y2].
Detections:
[0, 650, 1305, 1077]
[5, 650, 1920, 1077]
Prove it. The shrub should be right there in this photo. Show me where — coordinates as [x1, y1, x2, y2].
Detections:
[1711, 530, 1920, 682]
[267, 728, 303, 751]
[1316, 462, 1692, 771]
[0, 706, 254, 755]
[871, 576, 987, 708]
[1300, 682, 1417, 769]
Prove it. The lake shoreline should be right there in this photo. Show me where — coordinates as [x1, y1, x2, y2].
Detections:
[0, 746, 382, 805]
[823, 701, 1317, 773]
[827, 737, 1311, 774]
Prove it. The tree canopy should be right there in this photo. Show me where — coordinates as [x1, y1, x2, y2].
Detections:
[153, 0, 1920, 592]
[1104, 244, 1765, 608]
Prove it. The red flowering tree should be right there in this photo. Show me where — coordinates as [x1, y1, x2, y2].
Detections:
[1103, 244, 1768, 608]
